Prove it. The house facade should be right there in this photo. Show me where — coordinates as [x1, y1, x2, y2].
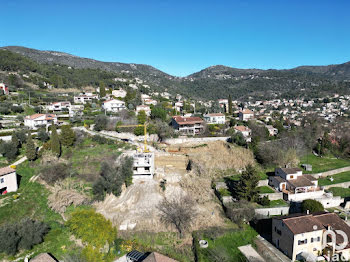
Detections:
[73, 93, 98, 104]
[272, 212, 350, 261]
[269, 168, 343, 206]
[234, 125, 252, 142]
[203, 113, 225, 124]
[24, 114, 58, 129]
[46, 101, 71, 112]
[133, 153, 155, 178]
[171, 116, 204, 135]
[136, 105, 151, 116]
[112, 89, 127, 98]
[239, 109, 254, 121]
[102, 99, 126, 112]
[0, 167, 18, 194]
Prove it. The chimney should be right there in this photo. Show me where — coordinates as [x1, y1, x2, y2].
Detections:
[306, 210, 310, 215]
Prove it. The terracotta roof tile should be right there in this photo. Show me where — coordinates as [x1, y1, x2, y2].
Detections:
[0, 167, 16, 177]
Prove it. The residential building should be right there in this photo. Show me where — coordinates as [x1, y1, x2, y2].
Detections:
[69, 104, 84, 117]
[102, 99, 126, 112]
[174, 101, 183, 112]
[46, 101, 71, 112]
[266, 125, 278, 136]
[136, 105, 151, 116]
[133, 153, 155, 178]
[272, 212, 350, 261]
[269, 168, 343, 206]
[218, 99, 229, 113]
[171, 116, 204, 135]
[24, 114, 58, 129]
[0, 83, 9, 95]
[0, 167, 18, 195]
[144, 98, 158, 106]
[73, 93, 98, 104]
[112, 89, 127, 98]
[203, 113, 226, 124]
[234, 125, 252, 142]
[29, 253, 57, 262]
[239, 109, 254, 121]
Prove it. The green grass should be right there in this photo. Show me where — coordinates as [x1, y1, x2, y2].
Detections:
[121, 232, 193, 262]
[327, 187, 350, 198]
[218, 188, 232, 197]
[257, 186, 275, 194]
[300, 154, 350, 174]
[195, 225, 258, 262]
[268, 199, 289, 207]
[318, 171, 350, 186]
[0, 162, 75, 260]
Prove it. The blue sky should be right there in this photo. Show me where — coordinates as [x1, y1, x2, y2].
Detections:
[1, 0, 349, 76]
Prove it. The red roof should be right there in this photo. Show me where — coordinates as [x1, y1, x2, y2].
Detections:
[172, 116, 204, 125]
[25, 114, 57, 120]
[240, 109, 254, 114]
[234, 125, 251, 132]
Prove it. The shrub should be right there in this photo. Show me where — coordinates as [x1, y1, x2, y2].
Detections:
[225, 200, 255, 226]
[258, 196, 270, 206]
[67, 209, 116, 248]
[0, 141, 18, 161]
[301, 199, 324, 213]
[94, 115, 108, 131]
[40, 163, 70, 185]
[0, 219, 49, 255]
[60, 125, 76, 147]
[37, 128, 50, 142]
[92, 135, 114, 145]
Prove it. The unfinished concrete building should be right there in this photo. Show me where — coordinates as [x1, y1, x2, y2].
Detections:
[133, 152, 155, 178]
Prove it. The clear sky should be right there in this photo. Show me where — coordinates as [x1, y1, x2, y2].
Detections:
[1, 0, 349, 76]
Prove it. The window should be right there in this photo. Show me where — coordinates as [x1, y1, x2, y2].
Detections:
[0, 178, 4, 183]
[311, 238, 314, 243]
[317, 236, 321, 242]
[298, 239, 307, 245]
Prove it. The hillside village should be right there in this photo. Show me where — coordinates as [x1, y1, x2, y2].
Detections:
[1, 50, 350, 262]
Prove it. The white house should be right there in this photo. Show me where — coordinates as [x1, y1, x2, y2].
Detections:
[46, 101, 71, 112]
[102, 99, 126, 112]
[203, 113, 226, 124]
[136, 105, 151, 116]
[0, 167, 18, 194]
[69, 104, 84, 117]
[218, 99, 229, 113]
[144, 99, 157, 106]
[73, 93, 98, 104]
[266, 125, 278, 136]
[24, 114, 58, 129]
[0, 83, 9, 95]
[239, 109, 254, 121]
[112, 89, 127, 98]
[174, 101, 183, 112]
[234, 125, 252, 142]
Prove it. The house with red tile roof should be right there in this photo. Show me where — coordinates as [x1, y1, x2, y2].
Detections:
[171, 116, 204, 135]
[24, 114, 58, 129]
[239, 109, 254, 121]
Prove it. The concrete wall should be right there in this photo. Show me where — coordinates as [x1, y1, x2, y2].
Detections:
[258, 179, 268, 187]
[287, 190, 325, 202]
[313, 166, 350, 178]
[255, 206, 289, 218]
[164, 136, 230, 145]
[323, 181, 350, 190]
[259, 192, 283, 201]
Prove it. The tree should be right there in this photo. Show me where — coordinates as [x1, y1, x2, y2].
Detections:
[66, 209, 116, 248]
[99, 81, 106, 98]
[0, 141, 18, 162]
[11, 134, 20, 148]
[37, 128, 49, 142]
[235, 164, 259, 201]
[225, 200, 255, 225]
[14, 129, 27, 145]
[230, 132, 247, 147]
[50, 124, 61, 157]
[94, 115, 108, 131]
[40, 163, 70, 185]
[157, 194, 197, 238]
[151, 106, 167, 121]
[0, 219, 49, 255]
[93, 156, 133, 200]
[60, 125, 76, 147]
[137, 110, 147, 124]
[228, 94, 233, 114]
[25, 131, 36, 161]
[301, 199, 324, 213]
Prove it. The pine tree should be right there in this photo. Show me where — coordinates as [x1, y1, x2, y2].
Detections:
[99, 81, 106, 98]
[137, 110, 147, 124]
[60, 125, 76, 147]
[25, 132, 36, 161]
[50, 125, 61, 157]
[235, 164, 259, 201]
[228, 94, 233, 114]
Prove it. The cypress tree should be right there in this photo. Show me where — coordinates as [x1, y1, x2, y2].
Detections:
[11, 134, 20, 148]
[228, 94, 233, 114]
[25, 132, 36, 161]
[60, 125, 76, 147]
[99, 81, 106, 98]
[50, 125, 61, 157]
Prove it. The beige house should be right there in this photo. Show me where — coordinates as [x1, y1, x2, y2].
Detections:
[0, 167, 18, 195]
[239, 109, 254, 121]
[272, 212, 350, 261]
